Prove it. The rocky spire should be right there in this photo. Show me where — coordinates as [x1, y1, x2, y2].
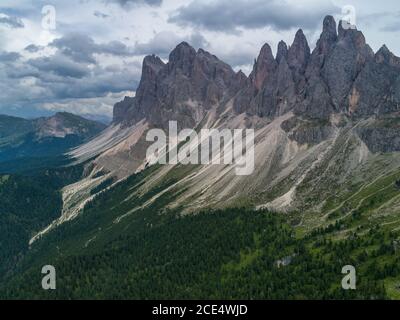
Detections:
[287, 29, 310, 72]
[250, 43, 277, 90]
[234, 69, 248, 86]
[113, 15, 400, 126]
[168, 41, 197, 75]
[140, 55, 164, 84]
[317, 15, 337, 55]
[320, 19, 374, 112]
[136, 54, 165, 103]
[306, 16, 338, 77]
[323, 15, 337, 36]
[338, 19, 353, 39]
[375, 45, 400, 67]
[338, 20, 368, 50]
[275, 56, 296, 115]
[301, 17, 339, 118]
[276, 41, 288, 64]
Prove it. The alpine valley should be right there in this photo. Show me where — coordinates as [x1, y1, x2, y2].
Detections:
[1, 16, 400, 299]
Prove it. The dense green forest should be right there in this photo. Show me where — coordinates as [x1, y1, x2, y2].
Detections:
[0, 164, 84, 278]
[1, 167, 399, 300]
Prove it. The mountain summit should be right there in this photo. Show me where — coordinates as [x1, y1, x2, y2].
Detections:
[114, 42, 239, 129]
[113, 15, 399, 129]
[33, 16, 400, 244]
[4, 15, 400, 300]
[0, 112, 106, 169]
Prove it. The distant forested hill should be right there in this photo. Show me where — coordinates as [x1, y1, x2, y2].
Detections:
[0, 112, 105, 173]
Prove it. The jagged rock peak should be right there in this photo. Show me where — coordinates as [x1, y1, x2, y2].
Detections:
[251, 43, 277, 90]
[276, 41, 288, 64]
[197, 48, 215, 57]
[320, 15, 337, 50]
[142, 54, 165, 75]
[168, 41, 197, 73]
[308, 15, 338, 67]
[138, 54, 164, 89]
[136, 55, 163, 101]
[143, 54, 164, 66]
[287, 29, 310, 70]
[195, 48, 231, 67]
[322, 15, 337, 37]
[292, 29, 309, 47]
[170, 41, 195, 54]
[378, 44, 390, 54]
[375, 45, 400, 67]
[338, 19, 354, 37]
[258, 43, 275, 61]
[376, 44, 391, 61]
[170, 41, 196, 56]
[338, 20, 366, 47]
[236, 69, 247, 81]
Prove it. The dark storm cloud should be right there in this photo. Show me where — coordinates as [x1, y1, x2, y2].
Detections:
[132, 31, 249, 69]
[0, 33, 141, 115]
[94, 10, 110, 19]
[30, 64, 140, 100]
[133, 31, 209, 57]
[107, 0, 162, 8]
[1, 26, 209, 117]
[24, 44, 42, 53]
[4, 29, 211, 113]
[0, 51, 21, 62]
[0, 54, 140, 115]
[43, 31, 208, 63]
[28, 54, 90, 79]
[50, 33, 131, 64]
[169, 0, 340, 33]
[0, 14, 24, 28]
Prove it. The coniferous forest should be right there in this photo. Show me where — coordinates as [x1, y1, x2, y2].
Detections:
[1, 167, 398, 300]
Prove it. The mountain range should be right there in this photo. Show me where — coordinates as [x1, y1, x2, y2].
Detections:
[0, 112, 106, 172]
[1, 16, 400, 299]
[56, 15, 400, 221]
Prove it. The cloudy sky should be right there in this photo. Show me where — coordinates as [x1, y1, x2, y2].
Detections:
[0, 0, 399, 121]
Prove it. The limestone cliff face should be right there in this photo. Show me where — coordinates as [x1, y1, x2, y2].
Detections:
[37, 16, 400, 237]
[113, 43, 240, 130]
[349, 45, 400, 117]
[112, 15, 400, 151]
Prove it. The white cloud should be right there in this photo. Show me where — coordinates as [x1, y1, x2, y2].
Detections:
[40, 91, 134, 119]
[0, 0, 399, 118]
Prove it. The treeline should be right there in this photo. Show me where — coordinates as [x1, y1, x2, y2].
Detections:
[0, 164, 84, 278]
[1, 205, 397, 299]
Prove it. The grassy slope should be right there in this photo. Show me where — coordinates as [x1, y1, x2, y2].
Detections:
[1, 165, 399, 299]
[2, 119, 400, 299]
